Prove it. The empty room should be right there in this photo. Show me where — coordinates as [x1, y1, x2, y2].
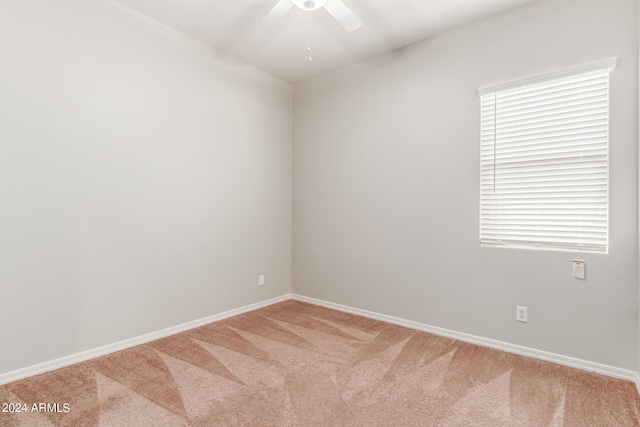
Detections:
[0, 0, 639, 425]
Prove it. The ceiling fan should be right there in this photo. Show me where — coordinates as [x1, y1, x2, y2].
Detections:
[260, 0, 363, 32]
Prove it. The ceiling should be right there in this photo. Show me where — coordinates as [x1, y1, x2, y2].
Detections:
[112, 0, 538, 83]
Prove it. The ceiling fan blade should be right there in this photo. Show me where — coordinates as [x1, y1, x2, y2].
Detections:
[323, 0, 362, 32]
[259, 0, 294, 25]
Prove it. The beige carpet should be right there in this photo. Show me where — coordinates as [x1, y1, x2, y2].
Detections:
[1, 300, 639, 426]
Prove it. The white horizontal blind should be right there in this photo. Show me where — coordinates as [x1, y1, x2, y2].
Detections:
[480, 65, 614, 252]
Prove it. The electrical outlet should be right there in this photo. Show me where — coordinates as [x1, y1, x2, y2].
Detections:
[516, 306, 528, 323]
[258, 275, 265, 286]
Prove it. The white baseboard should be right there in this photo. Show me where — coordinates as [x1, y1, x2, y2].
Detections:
[2, 293, 637, 389]
[0, 294, 292, 386]
[292, 294, 638, 383]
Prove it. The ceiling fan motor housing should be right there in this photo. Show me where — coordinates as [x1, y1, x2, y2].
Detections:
[293, 0, 327, 11]
[262, 0, 362, 33]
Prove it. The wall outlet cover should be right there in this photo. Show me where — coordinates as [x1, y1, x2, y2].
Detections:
[516, 306, 528, 323]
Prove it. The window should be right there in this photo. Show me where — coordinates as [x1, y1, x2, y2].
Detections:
[479, 59, 616, 253]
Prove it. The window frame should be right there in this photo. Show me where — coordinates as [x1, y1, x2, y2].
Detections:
[478, 58, 617, 253]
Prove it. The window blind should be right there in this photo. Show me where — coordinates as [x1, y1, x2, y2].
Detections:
[479, 61, 615, 252]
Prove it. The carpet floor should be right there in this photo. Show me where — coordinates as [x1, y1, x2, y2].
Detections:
[1, 300, 639, 426]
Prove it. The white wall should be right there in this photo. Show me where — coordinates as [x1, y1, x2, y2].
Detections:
[293, 0, 639, 369]
[0, 0, 292, 375]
